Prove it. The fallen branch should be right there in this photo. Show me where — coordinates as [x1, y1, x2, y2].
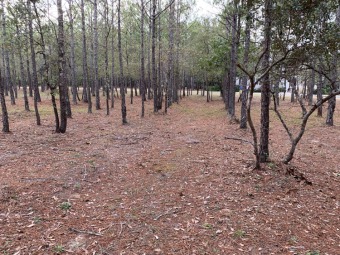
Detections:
[118, 222, 128, 237]
[154, 207, 180, 221]
[69, 227, 103, 236]
[225, 136, 254, 145]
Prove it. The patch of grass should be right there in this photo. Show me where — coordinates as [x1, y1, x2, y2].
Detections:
[54, 245, 65, 254]
[59, 201, 71, 211]
[267, 162, 276, 169]
[202, 223, 213, 229]
[33, 216, 42, 224]
[305, 251, 321, 255]
[289, 235, 298, 244]
[74, 182, 81, 189]
[153, 162, 176, 173]
[233, 229, 246, 238]
[305, 251, 320, 255]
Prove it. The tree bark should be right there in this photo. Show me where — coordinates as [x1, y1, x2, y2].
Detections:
[259, 0, 272, 163]
[33, 1, 60, 131]
[308, 67, 315, 106]
[166, 0, 175, 112]
[68, 0, 77, 104]
[141, 0, 146, 117]
[93, 0, 100, 109]
[228, 3, 240, 119]
[118, 0, 127, 124]
[111, 2, 115, 109]
[325, 6, 339, 126]
[27, 0, 41, 125]
[57, 0, 67, 133]
[0, 70, 9, 132]
[152, 0, 158, 112]
[317, 67, 323, 116]
[16, 25, 30, 111]
[2, 0, 15, 105]
[240, 0, 251, 129]
[81, 0, 91, 112]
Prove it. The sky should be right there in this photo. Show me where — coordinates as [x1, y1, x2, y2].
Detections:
[194, 0, 220, 19]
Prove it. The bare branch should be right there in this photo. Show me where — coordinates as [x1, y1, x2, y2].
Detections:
[225, 136, 254, 145]
[236, 63, 253, 79]
[69, 227, 103, 236]
[255, 49, 293, 85]
[271, 92, 293, 142]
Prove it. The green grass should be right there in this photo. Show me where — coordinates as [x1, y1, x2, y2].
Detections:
[59, 201, 71, 211]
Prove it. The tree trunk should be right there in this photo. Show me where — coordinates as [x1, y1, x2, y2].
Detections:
[17, 25, 30, 111]
[166, 0, 175, 111]
[118, 0, 127, 124]
[141, 0, 146, 117]
[259, 0, 272, 163]
[228, 5, 240, 119]
[93, 0, 100, 110]
[27, 0, 41, 125]
[11, 51, 18, 99]
[111, 3, 115, 109]
[157, 0, 162, 111]
[308, 67, 315, 106]
[2, 1, 15, 105]
[151, 0, 158, 112]
[26, 57, 33, 98]
[325, 6, 339, 126]
[240, 0, 251, 129]
[68, 0, 77, 104]
[57, 0, 67, 133]
[104, 0, 110, 115]
[317, 68, 323, 116]
[147, 0, 152, 100]
[81, 0, 91, 112]
[0, 70, 9, 132]
[33, 1, 61, 131]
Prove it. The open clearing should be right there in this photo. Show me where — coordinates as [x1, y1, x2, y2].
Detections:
[0, 93, 339, 254]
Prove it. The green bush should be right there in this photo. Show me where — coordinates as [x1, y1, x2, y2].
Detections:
[208, 85, 221, 91]
[313, 85, 331, 95]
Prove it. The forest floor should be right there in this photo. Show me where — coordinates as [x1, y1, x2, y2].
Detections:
[0, 91, 339, 255]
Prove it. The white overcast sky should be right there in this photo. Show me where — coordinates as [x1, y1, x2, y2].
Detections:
[194, 0, 220, 19]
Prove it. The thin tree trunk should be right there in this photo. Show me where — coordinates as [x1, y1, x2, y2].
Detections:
[2, 1, 15, 105]
[68, 0, 77, 104]
[141, 0, 146, 117]
[167, 0, 175, 111]
[228, 6, 239, 118]
[317, 68, 323, 116]
[11, 51, 18, 99]
[93, 0, 100, 109]
[157, 0, 162, 110]
[240, 0, 251, 129]
[118, 0, 127, 124]
[27, 0, 41, 125]
[17, 25, 30, 111]
[0, 70, 9, 132]
[111, 3, 115, 109]
[57, 0, 67, 133]
[308, 67, 315, 106]
[147, 0, 152, 100]
[325, 6, 339, 126]
[151, 0, 158, 112]
[33, 1, 61, 131]
[103, 0, 110, 115]
[81, 0, 91, 112]
[26, 57, 33, 97]
[259, 0, 272, 163]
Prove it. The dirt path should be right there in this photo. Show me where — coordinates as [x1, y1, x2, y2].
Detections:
[0, 95, 339, 254]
